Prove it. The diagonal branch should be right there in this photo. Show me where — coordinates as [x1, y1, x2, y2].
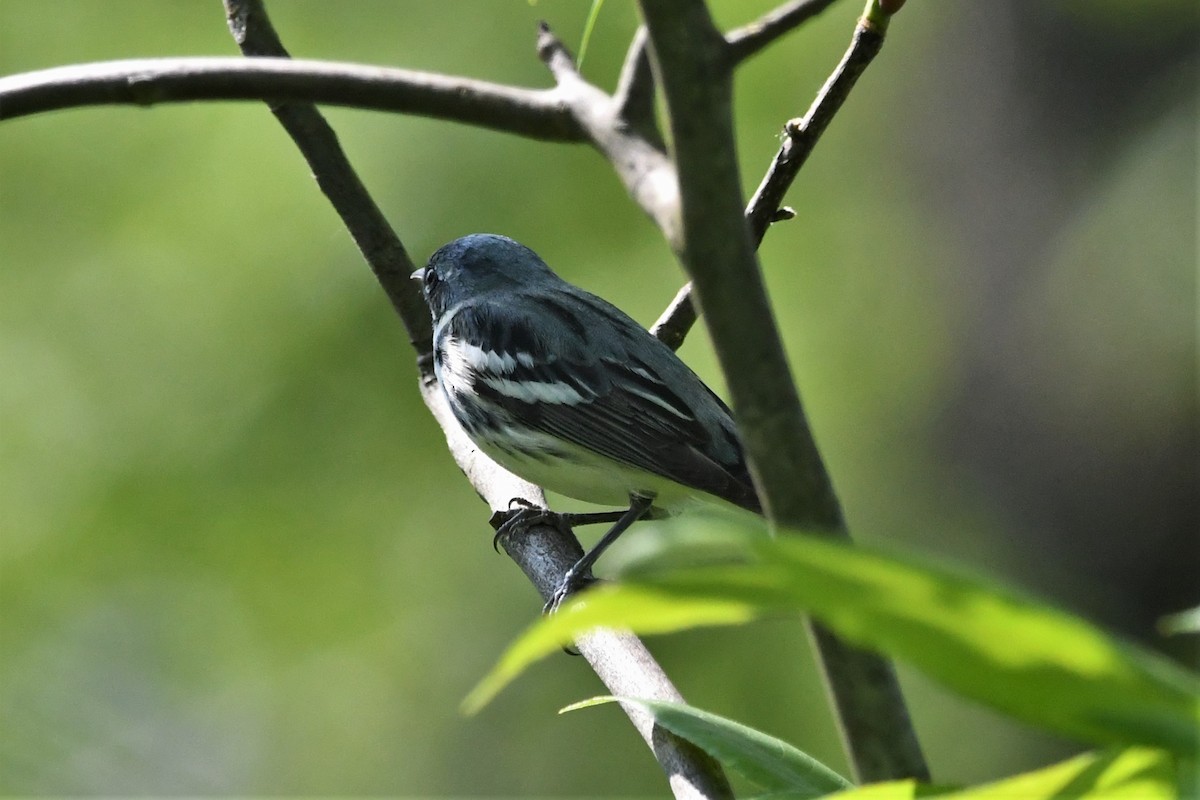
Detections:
[651, 1, 890, 350]
[222, 0, 424, 348]
[638, 0, 928, 784]
[649, 282, 699, 352]
[745, 12, 888, 244]
[222, 1, 731, 797]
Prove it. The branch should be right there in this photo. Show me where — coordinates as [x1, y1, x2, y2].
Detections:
[613, 26, 662, 146]
[222, 1, 732, 797]
[745, 11, 888, 244]
[222, 0, 424, 350]
[0, 30, 680, 248]
[2, 0, 910, 788]
[726, 0, 840, 64]
[650, 1, 888, 349]
[534, 22, 680, 245]
[0, 56, 581, 140]
[423, 392, 733, 800]
[649, 281, 699, 352]
[640, 0, 837, 522]
[639, 0, 928, 784]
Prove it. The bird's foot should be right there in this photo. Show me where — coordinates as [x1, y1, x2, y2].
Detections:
[489, 498, 572, 553]
[543, 566, 597, 615]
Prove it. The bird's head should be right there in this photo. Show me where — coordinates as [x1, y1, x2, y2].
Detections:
[412, 233, 557, 319]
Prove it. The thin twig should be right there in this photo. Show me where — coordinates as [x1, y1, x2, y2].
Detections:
[726, 0, 840, 64]
[639, 0, 928, 783]
[745, 14, 886, 244]
[613, 27, 663, 147]
[222, 2, 732, 797]
[650, 3, 887, 348]
[536, 20, 580, 82]
[649, 281, 697, 352]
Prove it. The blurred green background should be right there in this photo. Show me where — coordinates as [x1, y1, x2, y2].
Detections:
[1, 1, 1195, 796]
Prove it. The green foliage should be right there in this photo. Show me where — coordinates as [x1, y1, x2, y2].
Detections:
[562, 695, 852, 797]
[557, 674, 1188, 799]
[468, 517, 1200, 792]
[3, 1, 1194, 794]
[829, 747, 1181, 799]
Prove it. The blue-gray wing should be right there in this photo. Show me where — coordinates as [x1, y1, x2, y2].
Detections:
[437, 292, 760, 512]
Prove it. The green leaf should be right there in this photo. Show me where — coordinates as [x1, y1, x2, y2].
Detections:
[466, 518, 1200, 755]
[561, 695, 851, 796]
[833, 747, 1179, 799]
[748, 536, 1199, 757]
[461, 582, 758, 714]
[575, 0, 605, 70]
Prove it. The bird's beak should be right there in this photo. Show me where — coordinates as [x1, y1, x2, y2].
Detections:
[410, 267, 426, 283]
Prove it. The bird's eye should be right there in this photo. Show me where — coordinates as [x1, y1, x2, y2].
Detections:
[424, 268, 441, 291]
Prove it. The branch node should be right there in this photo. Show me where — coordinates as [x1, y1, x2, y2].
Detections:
[770, 206, 796, 223]
[124, 72, 162, 106]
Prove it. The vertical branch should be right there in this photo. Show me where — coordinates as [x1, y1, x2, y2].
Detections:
[638, 0, 929, 784]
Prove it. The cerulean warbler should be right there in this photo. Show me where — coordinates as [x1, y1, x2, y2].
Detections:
[413, 234, 760, 607]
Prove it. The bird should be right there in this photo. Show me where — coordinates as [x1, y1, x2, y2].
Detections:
[412, 233, 760, 610]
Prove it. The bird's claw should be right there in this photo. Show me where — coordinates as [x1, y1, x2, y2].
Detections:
[489, 498, 572, 553]
[542, 568, 595, 615]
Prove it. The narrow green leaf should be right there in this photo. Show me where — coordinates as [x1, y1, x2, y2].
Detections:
[467, 518, 1200, 755]
[576, 0, 604, 70]
[461, 583, 757, 714]
[562, 695, 851, 796]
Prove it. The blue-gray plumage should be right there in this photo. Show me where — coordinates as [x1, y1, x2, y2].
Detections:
[413, 234, 760, 607]
[416, 233, 759, 513]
